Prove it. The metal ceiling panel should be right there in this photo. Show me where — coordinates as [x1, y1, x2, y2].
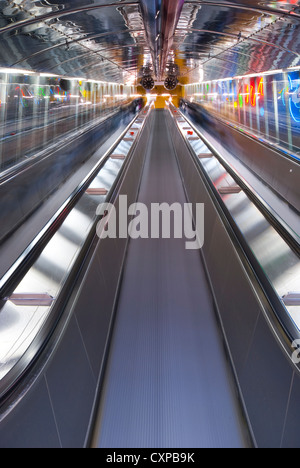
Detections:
[175, 1, 300, 81]
[0, 0, 300, 84]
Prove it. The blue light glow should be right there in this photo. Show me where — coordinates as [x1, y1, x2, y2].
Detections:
[288, 74, 300, 123]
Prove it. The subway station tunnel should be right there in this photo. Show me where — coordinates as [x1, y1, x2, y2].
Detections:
[0, 0, 299, 448]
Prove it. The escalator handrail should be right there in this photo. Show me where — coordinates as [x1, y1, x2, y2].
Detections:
[0, 105, 123, 186]
[0, 105, 151, 404]
[179, 103, 300, 257]
[0, 109, 143, 300]
[169, 103, 300, 371]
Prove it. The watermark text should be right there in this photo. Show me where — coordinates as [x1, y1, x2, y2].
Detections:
[96, 195, 204, 250]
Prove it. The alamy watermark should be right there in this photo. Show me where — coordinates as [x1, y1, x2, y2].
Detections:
[291, 339, 300, 364]
[96, 195, 204, 250]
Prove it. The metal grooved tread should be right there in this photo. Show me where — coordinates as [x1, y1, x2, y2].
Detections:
[95, 110, 249, 448]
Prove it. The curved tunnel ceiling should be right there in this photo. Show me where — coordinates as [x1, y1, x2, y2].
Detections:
[0, 0, 300, 84]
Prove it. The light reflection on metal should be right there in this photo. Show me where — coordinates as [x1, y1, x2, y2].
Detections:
[184, 0, 300, 20]
[1, 0, 300, 85]
[0, 2, 140, 36]
[283, 293, 300, 307]
[139, 0, 161, 78]
[86, 188, 108, 195]
[179, 28, 300, 59]
[159, 0, 185, 79]
[218, 185, 242, 194]
[9, 293, 55, 307]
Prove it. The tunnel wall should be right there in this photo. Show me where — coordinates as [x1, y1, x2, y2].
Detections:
[181, 100, 300, 214]
[167, 109, 300, 448]
[0, 102, 140, 244]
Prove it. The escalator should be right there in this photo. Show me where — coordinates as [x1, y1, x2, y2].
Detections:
[90, 110, 251, 448]
[0, 106, 299, 448]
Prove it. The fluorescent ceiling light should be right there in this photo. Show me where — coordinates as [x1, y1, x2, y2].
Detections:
[0, 67, 35, 75]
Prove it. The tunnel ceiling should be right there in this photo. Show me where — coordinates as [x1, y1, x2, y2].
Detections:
[0, 0, 300, 84]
